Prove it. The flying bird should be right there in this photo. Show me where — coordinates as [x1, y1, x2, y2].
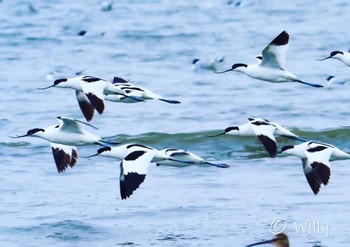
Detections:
[10, 116, 117, 173]
[105, 77, 180, 104]
[84, 144, 177, 199]
[216, 30, 323, 88]
[156, 148, 229, 168]
[37, 75, 138, 122]
[84, 143, 229, 199]
[210, 117, 300, 158]
[279, 141, 350, 195]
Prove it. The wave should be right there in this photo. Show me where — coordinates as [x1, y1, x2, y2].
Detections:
[4, 127, 350, 161]
[109, 127, 350, 145]
[6, 220, 106, 242]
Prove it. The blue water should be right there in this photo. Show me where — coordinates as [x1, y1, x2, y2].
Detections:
[1, 0, 350, 246]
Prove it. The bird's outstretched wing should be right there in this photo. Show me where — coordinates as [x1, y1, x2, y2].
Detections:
[302, 144, 333, 195]
[250, 119, 278, 157]
[75, 90, 95, 122]
[165, 148, 194, 160]
[119, 149, 155, 200]
[56, 116, 84, 133]
[51, 143, 78, 173]
[80, 76, 107, 114]
[156, 148, 229, 168]
[261, 30, 289, 69]
[56, 116, 96, 133]
[305, 145, 332, 184]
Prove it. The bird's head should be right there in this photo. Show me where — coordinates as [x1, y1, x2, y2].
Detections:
[246, 233, 289, 247]
[10, 128, 45, 138]
[208, 126, 239, 137]
[82, 146, 112, 158]
[329, 50, 344, 58]
[317, 50, 344, 61]
[215, 63, 248, 73]
[37, 78, 68, 90]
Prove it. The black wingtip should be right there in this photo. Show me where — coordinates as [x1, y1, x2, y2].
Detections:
[52, 147, 77, 173]
[70, 149, 78, 168]
[120, 173, 146, 200]
[86, 93, 105, 114]
[257, 135, 277, 158]
[305, 170, 322, 195]
[270, 30, 289, 46]
[120, 179, 129, 200]
[311, 162, 331, 186]
[77, 99, 95, 122]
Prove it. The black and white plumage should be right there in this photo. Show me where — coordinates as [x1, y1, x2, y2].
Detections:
[261, 30, 289, 68]
[84, 143, 229, 199]
[105, 77, 181, 104]
[51, 143, 78, 173]
[37, 75, 132, 122]
[156, 148, 230, 168]
[216, 31, 323, 88]
[80, 75, 110, 114]
[10, 116, 113, 173]
[75, 90, 95, 122]
[317, 50, 350, 67]
[280, 141, 350, 195]
[120, 147, 156, 199]
[84, 144, 159, 199]
[87, 144, 229, 169]
[211, 117, 299, 158]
